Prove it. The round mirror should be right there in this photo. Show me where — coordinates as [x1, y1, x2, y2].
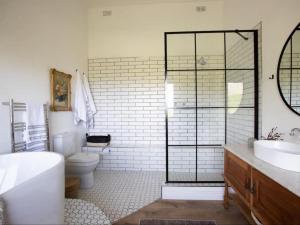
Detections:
[278, 22, 300, 115]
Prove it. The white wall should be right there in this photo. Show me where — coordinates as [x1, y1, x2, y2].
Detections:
[224, 0, 300, 138]
[0, 0, 88, 153]
[88, 0, 224, 58]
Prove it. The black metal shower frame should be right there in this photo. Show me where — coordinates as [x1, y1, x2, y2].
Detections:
[164, 29, 259, 183]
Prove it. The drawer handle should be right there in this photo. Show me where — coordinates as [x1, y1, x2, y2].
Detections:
[244, 178, 250, 190]
[250, 182, 256, 194]
[251, 211, 263, 225]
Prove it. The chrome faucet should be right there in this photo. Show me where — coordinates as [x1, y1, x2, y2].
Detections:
[290, 128, 300, 136]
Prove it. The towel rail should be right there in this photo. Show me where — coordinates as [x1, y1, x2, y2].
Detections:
[2, 98, 50, 153]
[14, 142, 26, 147]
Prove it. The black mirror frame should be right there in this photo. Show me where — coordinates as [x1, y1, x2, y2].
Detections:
[277, 22, 300, 116]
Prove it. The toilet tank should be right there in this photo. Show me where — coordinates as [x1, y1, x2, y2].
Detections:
[53, 132, 75, 157]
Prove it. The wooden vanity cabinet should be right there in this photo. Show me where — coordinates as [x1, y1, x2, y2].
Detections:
[224, 150, 300, 225]
[251, 168, 300, 225]
[224, 150, 251, 205]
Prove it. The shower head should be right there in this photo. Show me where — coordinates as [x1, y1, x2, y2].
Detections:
[235, 30, 249, 40]
[198, 56, 207, 65]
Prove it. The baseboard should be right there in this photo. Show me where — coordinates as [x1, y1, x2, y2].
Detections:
[162, 186, 225, 200]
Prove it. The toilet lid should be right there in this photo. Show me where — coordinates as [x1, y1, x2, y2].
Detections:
[67, 152, 99, 163]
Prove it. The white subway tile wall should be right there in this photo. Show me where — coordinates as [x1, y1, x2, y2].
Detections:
[253, 23, 263, 140]
[87, 38, 257, 173]
[226, 32, 256, 145]
[88, 55, 228, 173]
[88, 56, 165, 171]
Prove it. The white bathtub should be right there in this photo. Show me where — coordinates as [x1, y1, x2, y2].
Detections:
[0, 152, 64, 224]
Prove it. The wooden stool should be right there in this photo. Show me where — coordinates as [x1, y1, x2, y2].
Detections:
[65, 177, 80, 199]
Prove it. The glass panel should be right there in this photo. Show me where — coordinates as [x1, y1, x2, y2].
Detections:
[167, 71, 195, 108]
[166, 31, 257, 183]
[167, 34, 195, 70]
[280, 40, 291, 69]
[292, 30, 300, 68]
[291, 69, 300, 106]
[168, 146, 196, 182]
[197, 108, 225, 145]
[226, 32, 254, 69]
[197, 147, 224, 182]
[197, 71, 225, 107]
[279, 69, 291, 104]
[168, 108, 196, 146]
[196, 33, 224, 69]
[227, 108, 254, 145]
[227, 70, 254, 108]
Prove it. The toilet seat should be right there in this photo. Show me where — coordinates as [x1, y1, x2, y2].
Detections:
[66, 152, 99, 166]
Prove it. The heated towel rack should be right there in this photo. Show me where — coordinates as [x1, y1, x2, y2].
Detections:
[2, 98, 50, 153]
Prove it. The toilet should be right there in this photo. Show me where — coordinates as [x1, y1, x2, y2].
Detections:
[53, 132, 99, 189]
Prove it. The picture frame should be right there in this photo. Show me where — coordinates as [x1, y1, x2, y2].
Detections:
[50, 68, 72, 111]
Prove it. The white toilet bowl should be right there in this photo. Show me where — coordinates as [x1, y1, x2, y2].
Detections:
[66, 152, 99, 189]
[53, 132, 99, 189]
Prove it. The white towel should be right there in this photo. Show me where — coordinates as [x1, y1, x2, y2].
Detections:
[74, 70, 87, 126]
[23, 103, 47, 150]
[83, 73, 96, 128]
[25, 103, 45, 126]
[73, 70, 97, 129]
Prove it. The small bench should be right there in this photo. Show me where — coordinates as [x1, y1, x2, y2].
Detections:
[65, 177, 80, 199]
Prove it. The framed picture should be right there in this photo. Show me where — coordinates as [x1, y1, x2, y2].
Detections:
[50, 68, 72, 111]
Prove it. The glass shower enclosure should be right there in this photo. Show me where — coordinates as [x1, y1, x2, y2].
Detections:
[165, 30, 259, 183]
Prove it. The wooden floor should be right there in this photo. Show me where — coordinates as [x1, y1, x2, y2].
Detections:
[114, 200, 249, 225]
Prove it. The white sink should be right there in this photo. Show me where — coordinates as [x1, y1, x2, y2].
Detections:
[254, 140, 300, 172]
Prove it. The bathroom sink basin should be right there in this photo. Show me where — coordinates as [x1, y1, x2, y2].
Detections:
[254, 140, 300, 172]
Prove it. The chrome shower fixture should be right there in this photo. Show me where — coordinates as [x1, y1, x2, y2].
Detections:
[235, 30, 249, 40]
[198, 56, 207, 65]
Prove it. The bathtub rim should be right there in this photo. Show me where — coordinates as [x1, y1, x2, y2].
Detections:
[0, 151, 64, 195]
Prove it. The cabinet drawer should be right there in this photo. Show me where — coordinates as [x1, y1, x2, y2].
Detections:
[224, 150, 251, 204]
[251, 168, 300, 225]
